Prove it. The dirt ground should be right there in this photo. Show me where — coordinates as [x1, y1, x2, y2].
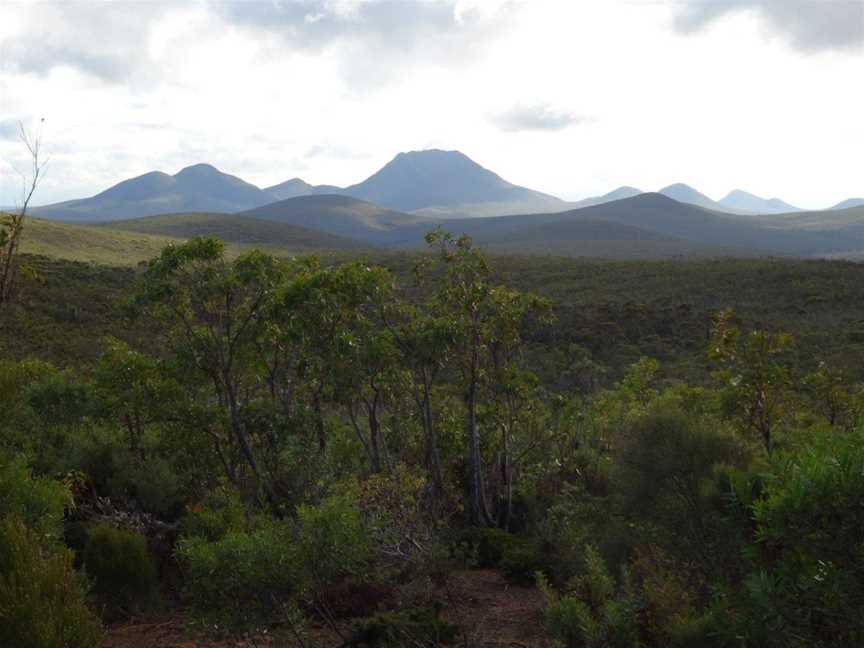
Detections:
[104, 569, 553, 648]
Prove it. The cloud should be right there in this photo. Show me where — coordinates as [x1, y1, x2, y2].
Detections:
[673, 0, 864, 53]
[0, 0, 517, 88]
[489, 103, 594, 133]
[0, 120, 20, 142]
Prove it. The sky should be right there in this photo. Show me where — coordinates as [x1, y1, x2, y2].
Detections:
[0, 0, 862, 209]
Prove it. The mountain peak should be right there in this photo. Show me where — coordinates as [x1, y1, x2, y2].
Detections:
[343, 149, 562, 213]
[175, 163, 222, 177]
[719, 189, 801, 214]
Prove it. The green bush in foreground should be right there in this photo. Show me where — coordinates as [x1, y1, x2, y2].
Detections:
[0, 517, 103, 648]
[83, 523, 160, 618]
[176, 520, 299, 634]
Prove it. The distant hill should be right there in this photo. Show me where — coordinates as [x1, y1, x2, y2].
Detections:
[20, 217, 180, 265]
[375, 193, 864, 258]
[242, 194, 426, 244]
[31, 164, 274, 222]
[340, 149, 565, 215]
[831, 198, 864, 210]
[658, 183, 730, 212]
[264, 178, 343, 201]
[568, 186, 644, 209]
[102, 212, 370, 252]
[719, 190, 801, 214]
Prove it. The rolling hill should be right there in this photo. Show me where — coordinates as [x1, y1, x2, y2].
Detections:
[719, 190, 801, 214]
[264, 178, 343, 200]
[101, 212, 370, 252]
[831, 198, 864, 210]
[658, 183, 729, 212]
[20, 217, 181, 265]
[241, 194, 426, 244]
[31, 164, 274, 223]
[370, 193, 864, 258]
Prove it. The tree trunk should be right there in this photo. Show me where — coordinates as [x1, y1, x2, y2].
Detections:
[421, 378, 444, 496]
[225, 379, 281, 516]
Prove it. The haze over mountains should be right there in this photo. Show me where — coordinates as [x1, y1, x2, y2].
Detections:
[21, 148, 864, 261]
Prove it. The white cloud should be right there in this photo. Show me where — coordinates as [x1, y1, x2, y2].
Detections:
[489, 103, 594, 132]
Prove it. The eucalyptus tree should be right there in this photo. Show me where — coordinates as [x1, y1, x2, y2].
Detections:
[130, 237, 289, 513]
[279, 261, 401, 471]
[709, 309, 794, 454]
[425, 229, 550, 526]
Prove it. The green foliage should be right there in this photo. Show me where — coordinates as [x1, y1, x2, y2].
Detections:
[82, 523, 160, 618]
[709, 309, 795, 453]
[0, 517, 103, 648]
[347, 606, 459, 647]
[537, 547, 639, 648]
[0, 455, 72, 539]
[295, 494, 372, 589]
[734, 429, 864, 646]
[176, 519, 298, 634]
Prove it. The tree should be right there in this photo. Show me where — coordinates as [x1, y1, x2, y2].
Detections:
[425, 229, 549, 526]
[708, 309, 794, 454]
[0, 120, 48, 305]
[130, 237, 288, 514]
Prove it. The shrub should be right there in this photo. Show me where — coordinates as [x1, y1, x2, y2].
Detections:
[499, 536, 547, 583]
[296, 494, 372, 590]
[181, 486, 261, 541]
[457, 527, 512, 567]
[82, 523, 159, 618]
[176, 520, 299, 634]
[537, 546, 639, 648]
[347, 606, 459, 647]
[0, 455, 71, 539]
[0, 517, 103, 648]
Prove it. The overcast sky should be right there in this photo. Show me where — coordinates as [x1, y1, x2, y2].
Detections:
[1, 0, 862, 209]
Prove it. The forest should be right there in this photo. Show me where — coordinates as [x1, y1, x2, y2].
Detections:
[1, 230, 863, 647]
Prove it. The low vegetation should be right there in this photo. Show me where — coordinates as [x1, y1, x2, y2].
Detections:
[0, 230, 862, 646]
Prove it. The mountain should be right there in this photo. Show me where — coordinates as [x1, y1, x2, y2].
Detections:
[831, 198, 864, 210]
[242, 194, 425, 244]
[31, 163, 274, 223]
[264, 178, 343, 201]
[101, 212, 369, 252]
[719, 190, 801, 214]
[569, 186, 644, 209]
[658, 183, 728, 211]
[340, 149, 565, 215]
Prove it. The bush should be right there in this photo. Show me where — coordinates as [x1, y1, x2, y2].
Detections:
[457, 527, 512, 567]
[82, 523, 159, 618]
[296, 494, 372, 590]
[537, 546, 639, 648]
[0, 517, 103, 648]
[0, 455, 71, 539]
[347, 606, 459, 647]
[176, 520, 299, 634]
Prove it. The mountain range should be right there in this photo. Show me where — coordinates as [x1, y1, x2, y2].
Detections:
[30, 148, 860, 223]
[20, 148, 864, 262]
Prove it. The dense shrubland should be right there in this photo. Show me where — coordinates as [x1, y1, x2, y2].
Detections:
[0, 232, 862, 646]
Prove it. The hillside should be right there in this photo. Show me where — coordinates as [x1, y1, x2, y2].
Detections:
[831, 198, 864, 210]
[30, 164, 275, 222]
[658, 183, 730, 212]
[479, 218, 746, 259]
[340, 149, 565, 214]
[241, 194, 426, 243]
[19, 217, 180, 265]
[101, 212, 370, 252]
[379, 193, 864, 257]
[719, 189, 801, 214]
[264, 178, 343, 200]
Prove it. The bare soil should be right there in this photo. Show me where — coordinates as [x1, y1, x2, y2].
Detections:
[105, 569, 552, 648]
